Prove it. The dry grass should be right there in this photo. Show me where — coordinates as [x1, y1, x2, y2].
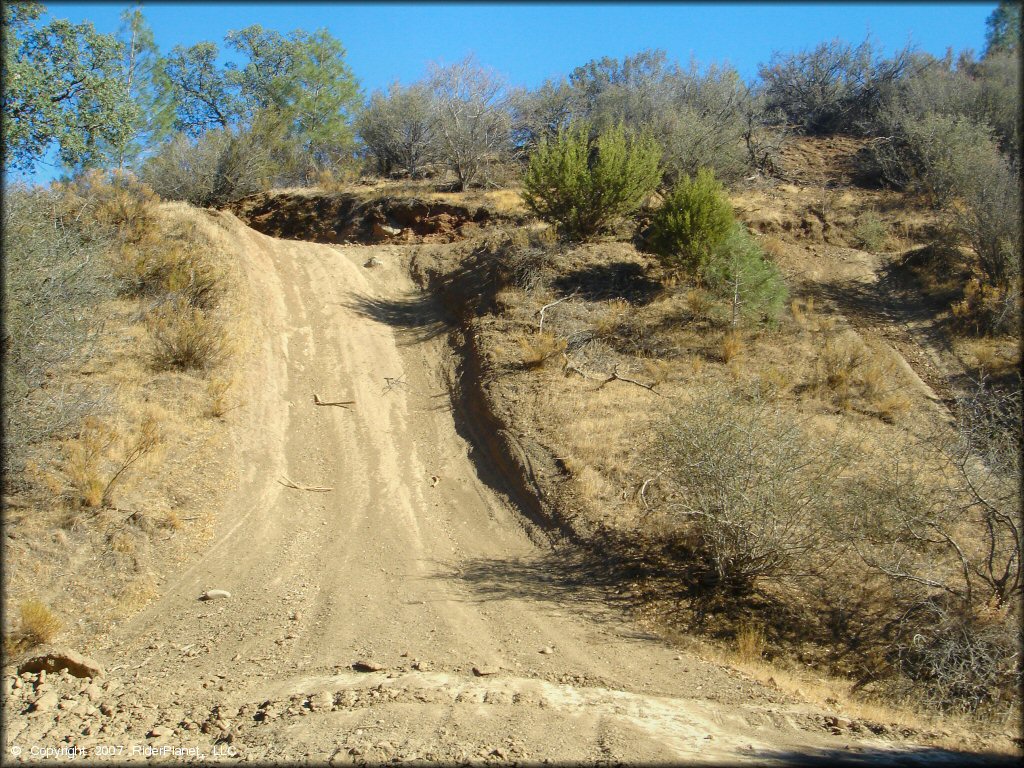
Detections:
[63, 417, 118, 508]
[205, 375, 236, 418]
[720, 331, 744, 363]
[5, 600, 63, 655]
[5, 198, 244, 651]
[519, 331, 566, 370]
[807, 331, 912, 421]
[735, 622, 766, 663]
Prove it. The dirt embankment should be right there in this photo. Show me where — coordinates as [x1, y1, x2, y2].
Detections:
[229, 191, 494, 245]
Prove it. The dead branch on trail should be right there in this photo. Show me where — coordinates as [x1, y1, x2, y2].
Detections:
[382, 375, 407, 394]
[278, 476, 334, 492]
[313, 393, 354, 409]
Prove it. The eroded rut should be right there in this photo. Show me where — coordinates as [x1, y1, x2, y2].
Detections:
[4, 213, 999, 765]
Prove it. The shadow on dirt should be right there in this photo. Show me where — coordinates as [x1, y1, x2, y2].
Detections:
[750, 746, 1021, 767]
[344, 291, 449, 344]
[552, 262, 664, 305]
[429, 545, 664, 639]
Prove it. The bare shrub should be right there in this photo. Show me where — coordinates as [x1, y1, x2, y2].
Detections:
[758, 37, 911, 135]
[428, 55, 512, 190]
[956, 154, 1021, 291]
[873, 112, 1002, 207]
[2, 184, 116, 479]
[142, 121, 276, 207]
[566, 50, 754, 183]
[357, 83, 439, 178]
[849, 383, 1021, 710]
[654, 389, 848, 593]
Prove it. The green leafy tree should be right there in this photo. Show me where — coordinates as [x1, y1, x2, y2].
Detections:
[284, 29, 362, 173]
[106, 6, 176, 167]
[984, 1, 1021, 57]
[2, 2, 139, 172]
[522, 122, 661, 241]
[646, 168, 735, 277]
[164, 26, 360, 179]
[163, 41, 239, 136]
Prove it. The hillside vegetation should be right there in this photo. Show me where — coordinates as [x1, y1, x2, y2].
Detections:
[3, 0, 1020, 747]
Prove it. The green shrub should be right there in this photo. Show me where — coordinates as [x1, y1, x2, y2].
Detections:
[521, 122, 660, 241]
[706, 224, 788, 325]
[646, 168, 734, 277]
[852, 211, 887, 251]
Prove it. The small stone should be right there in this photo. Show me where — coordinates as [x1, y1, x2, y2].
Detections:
[99, 703, 114, 716]
[199, 589, 231, 601]
[148, 725, 173, 738]
[539, 646, 554, 655]
[472, 665, 499, 677]
[309, 692, 333, 711]
[351, 661, 384, 672]
[30, 691, 61, 712]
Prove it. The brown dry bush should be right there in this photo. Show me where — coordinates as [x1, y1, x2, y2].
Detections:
[5, 600, 62, 655]
[808, 330, 907, 419]
[2, 185, 117, 481]
[147, 298, 229, 372]
[845, 386, 1021, 712]
[60, 415, 163, 509]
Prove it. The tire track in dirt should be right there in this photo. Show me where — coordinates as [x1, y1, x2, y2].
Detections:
[6, 211, 998, 765]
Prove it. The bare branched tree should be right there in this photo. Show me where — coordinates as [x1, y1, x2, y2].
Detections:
[428, 55, 512, 190]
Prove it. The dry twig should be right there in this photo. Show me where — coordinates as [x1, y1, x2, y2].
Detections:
[313, 393, 354, 409]
[277, 476, 334, 492]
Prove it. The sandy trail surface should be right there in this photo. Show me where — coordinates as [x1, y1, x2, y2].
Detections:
[4, 214, 1001, 765]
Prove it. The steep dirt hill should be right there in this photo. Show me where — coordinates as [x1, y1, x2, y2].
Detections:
[3, 203, 1016, 765]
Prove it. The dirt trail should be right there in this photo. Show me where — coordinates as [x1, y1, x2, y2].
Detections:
[5, 213, 1004, 765]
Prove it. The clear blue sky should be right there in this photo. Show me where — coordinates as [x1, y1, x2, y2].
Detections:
[47, 1, 997, 92]
[21, 2, 998, 182]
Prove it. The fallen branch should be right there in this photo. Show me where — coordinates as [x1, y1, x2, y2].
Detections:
[604, 365, 664, 397]
[637, 471, 665, 510]
[382, 375, 407, 394]
[537, 291, 577, 334]
[313, 393, 354, 409]
[278, 476, 333, 492]
[563, 357, 663, 396]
